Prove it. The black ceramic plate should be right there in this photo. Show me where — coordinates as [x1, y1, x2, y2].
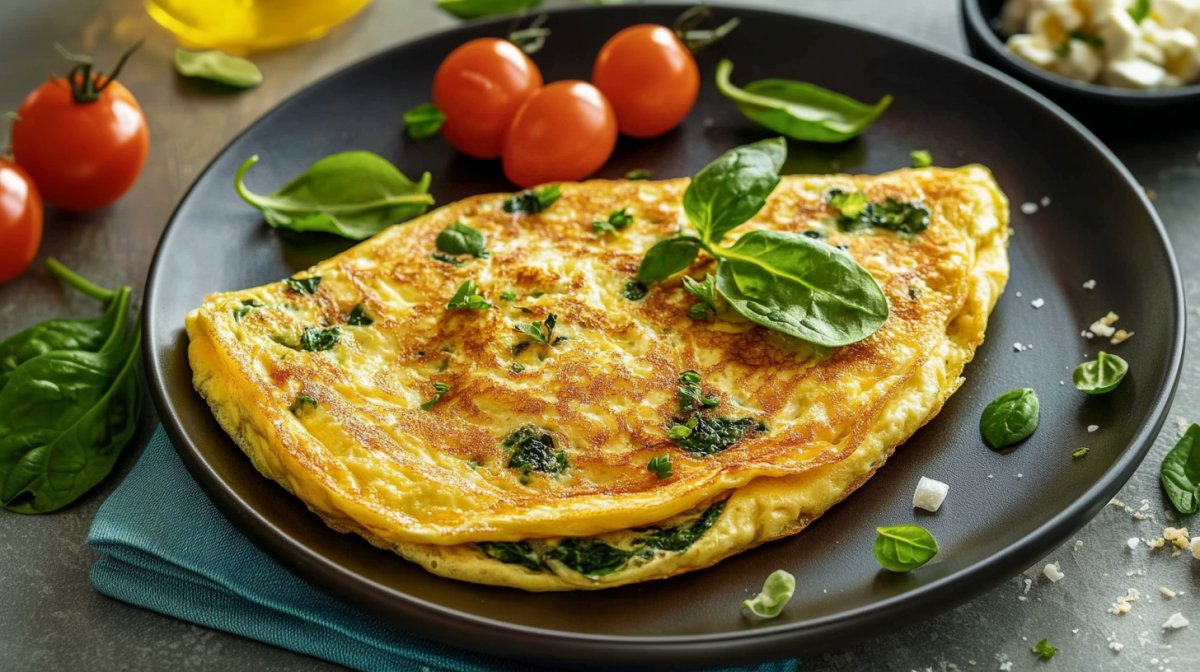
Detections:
[144, 4, 1183, 668]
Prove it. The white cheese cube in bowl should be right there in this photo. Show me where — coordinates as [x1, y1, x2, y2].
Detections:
[1028, 8, 1070, 44]
[1103, 58, 1170, 87]
[1046, 0, 1085, 31]
[1098, 7, 1143, 59]
[1054, 40, 1105, 80]
[1008, 33, 1062, 68]
[1154, 0, 1200, 29]
[912, 476, 950, 512]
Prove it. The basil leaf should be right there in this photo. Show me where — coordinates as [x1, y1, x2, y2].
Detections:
[436, 221, 489, 258]
[300, 326, 341, 352]
[286, 276, 321, 294]
[683, 273, 717, 319]
[911, 150, 932, 168]
[683, 137, 785, 245]
[174, 48, 262, 88]
[1129, 0, 1151, 24]
[447, 280, 492, 310]
[499, 291, 532, 313]
[716, 59, 891, 143]
[346, 304, 373, 326]
[502, 185, 560, 215]
[234, 152, 434, 240]
[979, 388, 1039, 449]
[420, 382, 449, 410]
[514, 313, 563, 345]
[436, 0, 541, 19]
[741, 569, 795, 619]
[635, 237, 701, 283]
[1072, 351, 1128, 395]
[873, 525, 938, 572]
[1160, 423, 1200, 515]
[714, 230, 889, 347]
[647, 453, 673, 480]
[1031, 639, 1058, 660]
[404, 103, 445, 140]
[0, 288, 141, 514]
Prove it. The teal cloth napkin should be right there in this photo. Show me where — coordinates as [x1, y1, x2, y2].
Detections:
[87, 427, 802, 672]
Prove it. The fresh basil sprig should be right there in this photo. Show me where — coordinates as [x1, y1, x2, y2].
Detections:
[684, 274, 717, 320]
[447, 280, 492, 310]
[593, 208, 633, 235]
[436, 221, 489, 259]
[235, 152, 433, 240]
[300, 326, 341, 352]
[647, 453, 673, 480]
[346, 304, 373, 326]
[436, 0, 541, 19]
[174, 48, 262, 88]
[514, 313, 565, 345]
[1072, 351, 1128, 394]
[636, 139, 888, 347]
[404, 103, 445, 140]
[286, 276, 321, 294]
[503, 184, 560, 215]
[715, 60, 892, 143]
[873, 525, 938, 572]
[741, 569, 795, 619]
[0, 260, 142, 514]
[1161, 423, 1200, 515]
[980, 388, 1039, 449]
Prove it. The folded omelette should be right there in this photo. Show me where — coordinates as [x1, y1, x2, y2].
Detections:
[186, 166, 1009, 590]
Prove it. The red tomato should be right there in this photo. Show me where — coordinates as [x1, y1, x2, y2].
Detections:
[592, 24, 699, 139]
[433, 38, 543, 160]
[502, 81, 617, 188]
[0, 159, 43, 283]
[11, 75, 149, 212]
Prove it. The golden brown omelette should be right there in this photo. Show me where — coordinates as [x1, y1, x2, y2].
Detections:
[186, 166, 1009, 590]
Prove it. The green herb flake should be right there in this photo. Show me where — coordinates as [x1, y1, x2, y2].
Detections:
[286, 276, 322, 294]
[404, 102, 445, 140]
[232, 299, 265, 322]
[670, 415, 765, 455]
[1072, 351, 1128, 394]
[436, 221, 489, 259]
[503, 426, 568, 474]
[1031, 638, 1058, 660]
[174, 48, 262, 88]
[289, 395, 317, 415]
[446, 280, 492, 310]
[511, 362, 526, 372]
[873, 524, 938, 572]
[546, 538, 632, 578]
[677, 370, 719, 413]
[477, 541, 544, 571]
[622, 280, 649, 301]
[741, 569, 796, 620]
[1069, 30, 1106, 48]
[1129, 0, 1151, 24]
[1053, 42, 1071, 58]
[1072, 447, 1089, 459]
[641, 501, 725, 552]
[346, 304, 373, 326]
[647, 453, 673, 480]
[420, 382, 449, 410]
[593, 208, 634, 235]
[432, 253, 464, 266]
[502, 184, 561, 215]
[1160, 423, 1200, 515]
[499, 290, 532, 313]
[625, 169, 652, 180]
[514, 313, 565, 345]
[827, 189, 930, 234]
[299, 326, 341, 352]
[979, 388, 1040, 450]
[910, 149, 932, 168]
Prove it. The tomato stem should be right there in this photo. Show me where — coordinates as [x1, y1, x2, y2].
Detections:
[45, 258, 117, 303]
[55, 39, 144, 104]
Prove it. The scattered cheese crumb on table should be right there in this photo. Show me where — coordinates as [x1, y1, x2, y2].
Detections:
[1020, 202, 1039, 214]
[1044, 562, 1064, 582]
[1127, 537, 1140, 550]
[1161, 587, 1177, 598]
[1162, 613, 1189, 630]
[1089, 425, 1099, 432]
[1031, 297, 1044, 308]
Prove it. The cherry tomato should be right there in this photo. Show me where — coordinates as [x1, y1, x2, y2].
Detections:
[0, 159, 44, 284]
[592, 24, 699, 139]
[502, 81, 618, 188]
[433, 38, 543, 160]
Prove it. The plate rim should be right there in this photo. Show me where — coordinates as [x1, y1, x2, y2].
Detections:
[142, 2, 1186, 665]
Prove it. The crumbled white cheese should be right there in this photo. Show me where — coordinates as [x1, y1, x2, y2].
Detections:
[1163, 613, 1190, 630]
[1164, 527, 1191, 549]
[1191, 536, 1200, 559]
[912, 476, 949, 512]
[1111, 329, 1134, 344]
[1109, 588, 1140, 614]
[1127, 537, 1141, 550]
[1031, 298, 1045, 308]
[1109, 641, 1125, 651]
[1040, 196, 1051, 207]
[1083, 279, 1096, 289]
[1161, 586, 1177, 598]
[1089, 425, 1100, 432]
[998, 662, 1013, 672]
[1020, 201, 1040, 214]
[1014, 342, 1027, 352]
[1044, 562, 1065, 582]
[1073, 539, 1084, 552]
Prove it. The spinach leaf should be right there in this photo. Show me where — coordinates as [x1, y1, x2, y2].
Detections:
[647, 453, 673, 480]
[232, 299, 265, 322]
[1160, 423, 1200, 515]
[683, 138, 785, 245]
[716, 59, 891, 143]
[641, 500, 726, 551]
[1129, 0, 1151, 24]
[683, 273, 717, 320]
[676, 370, 719, 413]
[625, 169, 652, 180]
[346, 304, 373, 326]
[873, 525, 938, 572]
[669, 415, 765, 455]
[741, 569, 795, 619]
[503, 426, 567, 474]
[436, 221, 489, 259]
[635, 237, 702, 283]
[299, 326, 341, 352]
[547, 538, 632, 578]
[499, 291, 532, 313]
[593, 208, 633, 235]
[714, 230, 889, 347]
[514, 313, 564, 345]
[174, 48, 262, 88]
[478, 541, 544, 571]
[979, 388, 1039, 450]
[1072, 351, 1128, 394]
[404, 103, 445, 140]
[911, 150, 932, 168]
[446, 280, 491, 310]
[622, 281, 648, 301]
[502, 185, 560, 215]
[420, 382, 449, 410]
[289, 395, 317, 414]
[234, 152, 433, 240]
[827, 190, 930, 234]
[436, 0, 541, 19]
[286, 276, 321, 294]
[1032, 639, 1058, 660]
[0, 287, 141, 514]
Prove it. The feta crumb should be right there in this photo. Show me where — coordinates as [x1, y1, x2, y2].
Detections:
[1109, 641, 1125, 651]
[1024, 578, 1033, 594]
[1073, 540, 1084, 552]
[1089, 311, 1120, 338]
[1083, 279, 1096, 289]
[1016, 291, 1022, 297]
[1089, 425, 1099, 432]
[1161, 587, 1177, 598]
[1111, 329, 1134, 344]
[1031, 298, 1045, 308]
[1020, 202, 1039, 214]
[1044, 562, 1065, 582]
[1191, 536, 1200, 559]
[1151, 537, 1166, 549]
[1140, 500, 1151, 512]
[1013, 342, 1027, 352]
[1110, 498, 1125, 508]
[912, 476, 949, 512]
[1127, 537, 1141, 550]
[999, 662, 1013, 672]
[1164, 527, 1190, 549]
[1109, 588, 1140, 614]
[1083, 330, 1095, 339]
[1040, 196, 1050, 207]
[1163, 613, 1189, 630]
[1134, 512, 1146, 520]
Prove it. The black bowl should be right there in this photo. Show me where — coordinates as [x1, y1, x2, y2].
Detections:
[961, 0, 1200, 126]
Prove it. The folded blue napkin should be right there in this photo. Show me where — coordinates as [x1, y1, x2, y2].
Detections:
[88, 427, 801, 672]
